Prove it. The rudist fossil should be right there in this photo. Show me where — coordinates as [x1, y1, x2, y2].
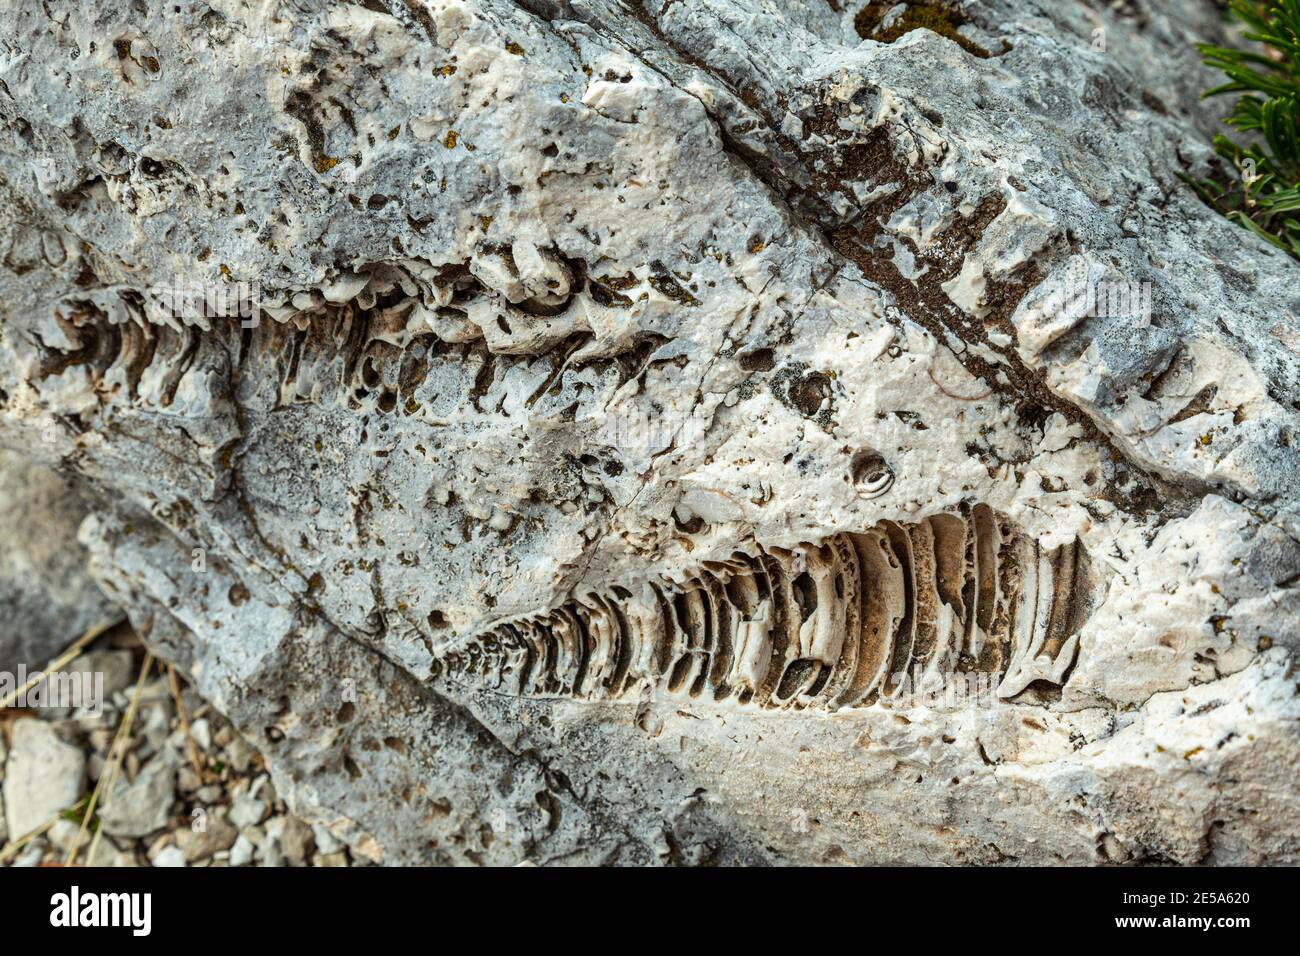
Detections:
[436, 505, 1096, 709]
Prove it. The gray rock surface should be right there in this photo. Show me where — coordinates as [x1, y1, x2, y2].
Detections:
[0, 449, 118, 668]
[175, 807, 238, 863]
[71, 650, 135, 700]
[151, 845, 186, 867]
[99, 752, 176, 838]
[3, 718, 84, 838]
[0, 0, 1298, 864]
[269, 815, 317, 866]
[228, 835, 255, 868]
[227, 788, 269, 830]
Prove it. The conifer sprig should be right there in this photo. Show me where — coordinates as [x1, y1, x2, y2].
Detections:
[1185, 1, 1300, 257]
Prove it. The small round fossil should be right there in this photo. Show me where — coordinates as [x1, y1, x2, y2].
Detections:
[852, 451, 895, 499]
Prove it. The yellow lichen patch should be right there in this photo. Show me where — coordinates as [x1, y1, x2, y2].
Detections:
[314, 155, 339, 173]
[443, 130, 458, 149]
[439, 64, 456, 76]
[505, 42, 525, 56]
[749, 240, 766, 254]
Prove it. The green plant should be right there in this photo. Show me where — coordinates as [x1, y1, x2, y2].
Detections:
[59, 794, 99, 832]
[1185, 1, 1300, 257]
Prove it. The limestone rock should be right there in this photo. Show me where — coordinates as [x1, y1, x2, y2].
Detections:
[0, 0, 1298, 864]
[227, 790, 269, 830]
[0, 449, 119, 668]
[228, 835, 256, 868]
[3, 719, 85, 839]
[175, 809, 238, 863]
[99, 753, 176, 839]
[151, 845, 187, 867]
[268, 815, 317, 867]
[70, 649, 135, 700]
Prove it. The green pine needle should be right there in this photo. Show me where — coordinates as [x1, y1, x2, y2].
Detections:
[1185, 0, 1300, 258]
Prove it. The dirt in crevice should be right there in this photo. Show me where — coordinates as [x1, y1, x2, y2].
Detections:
[853, 1, 1003, 59]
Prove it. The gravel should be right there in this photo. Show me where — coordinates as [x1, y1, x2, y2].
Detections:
[0, 629, 365, 867]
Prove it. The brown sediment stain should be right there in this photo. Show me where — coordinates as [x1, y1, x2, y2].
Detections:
[854, 2, 1006, 59]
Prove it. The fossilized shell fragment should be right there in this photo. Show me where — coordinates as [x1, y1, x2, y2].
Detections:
[433, 505, 1096, 711]
[851, 451, 895, 499]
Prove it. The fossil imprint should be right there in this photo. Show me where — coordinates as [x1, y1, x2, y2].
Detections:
[435, 505, 1096, 711]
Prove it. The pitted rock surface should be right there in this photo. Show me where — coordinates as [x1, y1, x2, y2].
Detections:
[1, 0, 1298, 864]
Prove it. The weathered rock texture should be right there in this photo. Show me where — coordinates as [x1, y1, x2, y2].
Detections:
[0, 448, 118, 667]
[1, 0, 1298, 864]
